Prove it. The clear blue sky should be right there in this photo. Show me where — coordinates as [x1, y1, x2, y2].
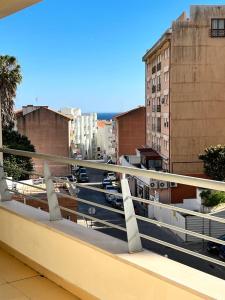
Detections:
[0, 0, 223, 113]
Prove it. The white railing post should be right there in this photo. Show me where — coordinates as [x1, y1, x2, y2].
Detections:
[44, 162, 62, 221]
[121, 174, 143, 253]
[0, 165, 11, 202]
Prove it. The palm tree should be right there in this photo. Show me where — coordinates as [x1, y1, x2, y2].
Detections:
[0, 55, 22, 128]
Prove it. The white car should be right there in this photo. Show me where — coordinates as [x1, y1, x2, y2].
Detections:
[106, 172, 116, 181]
[105, 185, 118, 203]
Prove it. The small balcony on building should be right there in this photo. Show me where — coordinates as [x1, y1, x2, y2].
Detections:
[152, 85, 156, 93]
[152, 65, 156, 74]
[157, 83, 161, 92]
[152, 105, 156, 112]
[210, 29, 225, 37]
[156, 104, 161, 112]
[137, 147, 163, 171]
[157, 62, 161, 71]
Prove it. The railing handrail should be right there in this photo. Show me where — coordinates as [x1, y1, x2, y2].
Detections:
[6, 187, 225, 269]
[2, 147, 225, 192]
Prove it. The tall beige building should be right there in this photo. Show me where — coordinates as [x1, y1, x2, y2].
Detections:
[143, 5, 225, 202]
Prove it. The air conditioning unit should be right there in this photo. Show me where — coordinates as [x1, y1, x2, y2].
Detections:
[150, 181, 158, 189]
[170, 182, 177, 188]
[158, 181, 168, 189]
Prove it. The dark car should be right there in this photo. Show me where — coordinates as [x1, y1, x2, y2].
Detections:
[78, 173, 89, 183]
[79, 167, 87, 174]
[102, 178, 112, 188]
[207, 234, 225, 254]
[219, 246, 225, 260]
[66, 174, 77, 182]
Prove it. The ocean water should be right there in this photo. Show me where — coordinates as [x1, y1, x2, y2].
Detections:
[97, 112, 120, 120]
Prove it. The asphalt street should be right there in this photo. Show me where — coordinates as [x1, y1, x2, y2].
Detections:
[77, 167, 225, 280]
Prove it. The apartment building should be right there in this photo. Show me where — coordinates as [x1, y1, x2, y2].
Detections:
[16, 105, 71, 176]
[60, 108, 97, 159]
[143, 5, 225, 202]
[96, 120, 115, 160]
[114, 107, 146, 162]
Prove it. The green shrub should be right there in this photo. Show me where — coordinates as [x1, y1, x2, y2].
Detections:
[200, 190, 225, 207]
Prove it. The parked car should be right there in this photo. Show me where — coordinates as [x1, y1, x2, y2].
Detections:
[112, 198, 123, 210]
[219, 246, 225, 260]
[105, 185, 118, 203]
[102, 178, 112, 188]
[106, 172, 116, 181]
[78, 173, 89, 183]
[207, 234, 225, 254]
[66, 174, 77, 182]
[79, 167, 87, 174]
[59, 177, 70, 182]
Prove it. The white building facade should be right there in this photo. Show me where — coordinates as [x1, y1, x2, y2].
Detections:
[60, 108, 97, 159]
[96, 120, 115, 161]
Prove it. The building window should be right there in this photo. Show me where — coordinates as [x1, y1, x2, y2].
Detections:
[164, 118, 169, 128]
[211, 19, 225, 37]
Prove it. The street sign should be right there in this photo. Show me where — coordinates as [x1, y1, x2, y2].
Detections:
[88, 207, 96, 215]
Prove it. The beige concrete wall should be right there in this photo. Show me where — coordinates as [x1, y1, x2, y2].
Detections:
[0, 204, 218, 300]
[170, 6, 225, 174]
[0, 0, 41, 18]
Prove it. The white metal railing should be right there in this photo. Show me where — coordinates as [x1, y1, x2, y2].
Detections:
[1, 147, 225, 269]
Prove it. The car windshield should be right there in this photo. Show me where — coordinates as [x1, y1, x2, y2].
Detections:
[106, 186, 117, 190]
[219, 234, 225, 240]
[80, 174, 87, 178]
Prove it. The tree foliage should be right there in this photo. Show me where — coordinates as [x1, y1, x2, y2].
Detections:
[199, 145, 225, 181]
[3, 128, 35, 180]
[0, 55, 22, 127]
[200, 189, 225, 207]
[0, 55, 35, 180]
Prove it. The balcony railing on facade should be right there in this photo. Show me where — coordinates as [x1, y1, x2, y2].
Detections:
[152, 65, 156, 74]
[156, 124, 161, 133]
[152, 105, 156, 113]
[210, 28, 225, 37]
[157, 83, 161, 92]
[156, 105, 161, 113]
[1, 147, 225, 271]
[157, 62, 161, 71]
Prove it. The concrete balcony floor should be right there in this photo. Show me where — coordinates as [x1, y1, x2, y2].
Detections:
[0, 247, 79, 300]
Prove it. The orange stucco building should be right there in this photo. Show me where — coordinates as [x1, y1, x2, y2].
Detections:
[114, 107, 146, 161]
[16, 105, 71, 176]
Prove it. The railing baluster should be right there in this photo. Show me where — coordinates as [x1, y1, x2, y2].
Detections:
[121, 174, 143, 253]
[44, 162, 62, 221]
[0, 165, 11, 202]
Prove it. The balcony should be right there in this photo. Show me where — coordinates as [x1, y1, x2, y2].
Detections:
[210, 29, 225, 37]
[157, 62, 161, 71]
[152, 85, 156, 93]
[0, 147, 225, 299]
[157, 105, 161, 112]
[152, 65, 156, 74]
[152, 105, 156, 113]
[157, 83, 161, 92]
